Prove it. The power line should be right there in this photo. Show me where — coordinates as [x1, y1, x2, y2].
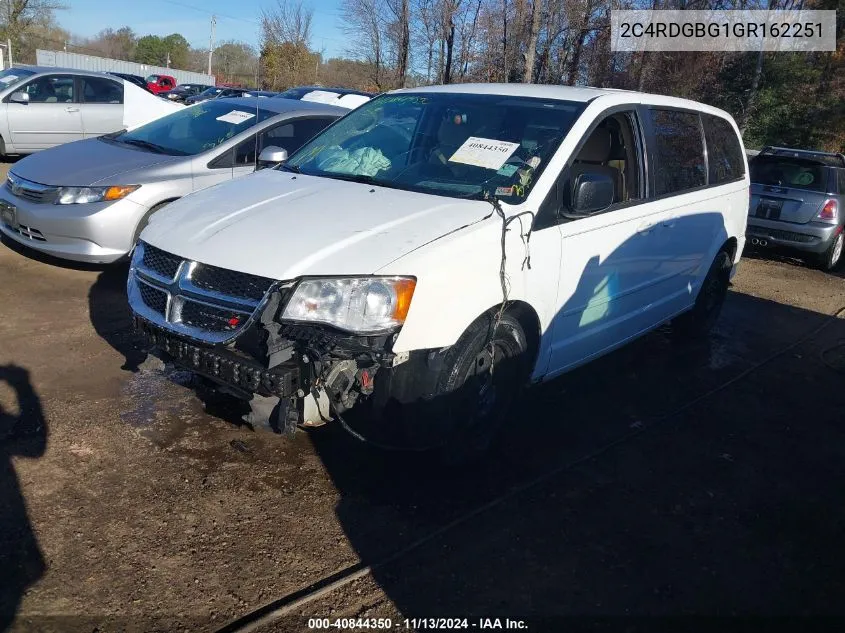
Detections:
[157, 0, 260, 25]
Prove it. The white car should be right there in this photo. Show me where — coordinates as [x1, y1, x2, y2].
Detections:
[127, 83, 748, 460]
[0, 66, 182, 157]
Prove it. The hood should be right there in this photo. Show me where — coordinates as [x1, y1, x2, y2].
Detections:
[10, 138, 182, 186]
[142, 170, 492, 279]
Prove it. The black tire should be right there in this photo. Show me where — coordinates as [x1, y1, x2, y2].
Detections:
[124, 201, 175, 263]
[432, 311, 530, 464]
[672, 249, 732, 339]
[0, 136, 6, 158]
[131, 200, 173, 246]
[815, 231, 844, 271]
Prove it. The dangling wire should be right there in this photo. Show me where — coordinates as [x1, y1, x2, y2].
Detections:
[483, 192, 535, 375]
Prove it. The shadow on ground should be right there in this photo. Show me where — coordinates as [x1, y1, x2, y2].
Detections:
[0, 236, 144, 373]
[0, 365, 47, 632]
[296, 290, 845, 627]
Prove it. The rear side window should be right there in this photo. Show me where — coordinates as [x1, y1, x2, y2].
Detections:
[648, 109, 706, 195]
[837, 169, 845, 194]
[81, 77, 123, 104]
[702, 114, 744, 184]
[750, 156, 826, 192]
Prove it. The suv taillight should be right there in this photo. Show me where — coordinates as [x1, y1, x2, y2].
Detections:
[818, 199, 838, 223]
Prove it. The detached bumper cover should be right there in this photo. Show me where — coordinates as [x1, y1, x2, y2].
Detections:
[137, 318, 300, 398]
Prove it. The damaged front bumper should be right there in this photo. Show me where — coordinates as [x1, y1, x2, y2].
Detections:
[136, 318, 301, 399]
[128, 241, 432, 438]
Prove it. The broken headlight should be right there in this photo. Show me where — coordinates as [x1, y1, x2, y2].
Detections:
[281, 277, 416, 334]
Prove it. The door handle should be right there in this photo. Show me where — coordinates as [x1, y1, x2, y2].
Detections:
[65, 107, 80, 113]
[637, 221, 656, 234]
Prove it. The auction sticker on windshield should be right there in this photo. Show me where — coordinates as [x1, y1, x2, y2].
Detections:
[216, 110, 256, 124]
[449, 137, 520, 170]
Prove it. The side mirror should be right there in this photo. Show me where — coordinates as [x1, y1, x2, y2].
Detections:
[10, 91, 30, 104]
[570, 172, 615, 215]
[257, 145, 288, 168]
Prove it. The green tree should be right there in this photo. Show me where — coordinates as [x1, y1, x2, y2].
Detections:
[162, 33, 189, 68]
[134, 34, 166, 65]
[133, 33, 189, 68]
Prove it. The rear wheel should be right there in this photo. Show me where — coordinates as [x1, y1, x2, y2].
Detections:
[433, 311, 530, 464]
[672, 250, 732, 339]
[815, 231, 844, 271]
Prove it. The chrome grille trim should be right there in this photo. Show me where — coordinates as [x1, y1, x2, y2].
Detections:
[6, 172, 59, 205]
[128, 241, 291, 345]
[14, 224, 47, 242]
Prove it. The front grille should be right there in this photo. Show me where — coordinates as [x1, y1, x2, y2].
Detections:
[6, 174, 58, 204]
[180, 301, 244, 331]
[191, 263, 275, 302]
[138, 281, 168, 314]
[142, 243, 182, 280]
[129, 242, 287, 345]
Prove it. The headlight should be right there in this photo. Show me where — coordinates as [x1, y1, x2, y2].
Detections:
[281, 277, 416, 334]
[55, 185, 140, 205]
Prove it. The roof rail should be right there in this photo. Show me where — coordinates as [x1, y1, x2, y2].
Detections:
[756, 146, 845, 167]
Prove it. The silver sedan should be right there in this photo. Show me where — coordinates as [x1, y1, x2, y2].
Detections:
[0, 97, 343, 263]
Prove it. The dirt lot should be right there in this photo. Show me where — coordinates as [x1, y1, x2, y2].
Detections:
[2, 157, 845, 633]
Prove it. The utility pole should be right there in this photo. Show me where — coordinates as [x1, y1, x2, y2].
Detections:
[5, 0, 13, 68]
[207, 14, 216, 77]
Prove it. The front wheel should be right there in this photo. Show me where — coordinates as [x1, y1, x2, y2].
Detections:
[672, 250, 732, 339]
[815, 231, 844, 272]
[433, 311, 530, 464]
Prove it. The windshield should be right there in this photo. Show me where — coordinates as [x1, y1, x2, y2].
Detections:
[107, 100, 275, 156]
[0, 68, 36, 90]
[286, 92, 583, 202]
[276, 87, 313, 100]
[197, 88, 222, 98]
[751, 156, 827, 192]
[146, 75, 161, 83]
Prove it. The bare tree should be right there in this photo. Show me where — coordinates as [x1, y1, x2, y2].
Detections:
[522, 0, 541, 81]
[341, 0, 387, 88]
[390, 0, 411, 86]
[413, 0, 441, 82]
[261, 0, 313, 47]
[1, 0, 66, 62]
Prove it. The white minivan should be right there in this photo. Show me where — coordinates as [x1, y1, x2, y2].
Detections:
[128, 84, 748, 459]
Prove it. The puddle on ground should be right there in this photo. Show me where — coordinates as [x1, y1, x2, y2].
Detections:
[120, 364, 203, 429]
[117, 361, 313, 480]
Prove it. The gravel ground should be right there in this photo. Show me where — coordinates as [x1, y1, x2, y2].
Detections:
[2, 159, 845, 632]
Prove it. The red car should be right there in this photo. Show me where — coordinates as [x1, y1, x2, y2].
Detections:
[145, 74, 177, 94]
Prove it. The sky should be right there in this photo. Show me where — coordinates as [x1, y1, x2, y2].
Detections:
[60, 0, 348, 58]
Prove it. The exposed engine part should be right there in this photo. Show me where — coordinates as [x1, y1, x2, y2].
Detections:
[324, 360, 359, 410]
[243, 393, 300, 435]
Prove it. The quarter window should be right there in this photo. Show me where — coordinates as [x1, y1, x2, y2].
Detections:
[702, 114, 744, 184]
[81, 76, 124, 104]
[649, 109, 706, 195]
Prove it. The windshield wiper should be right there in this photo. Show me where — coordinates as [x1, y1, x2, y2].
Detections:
[121, 138, 170, 154]
[278, 163, 300, 173]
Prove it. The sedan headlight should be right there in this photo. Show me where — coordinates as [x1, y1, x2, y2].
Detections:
[281, 277, 416, 334]
[55, 185, 140, 205]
